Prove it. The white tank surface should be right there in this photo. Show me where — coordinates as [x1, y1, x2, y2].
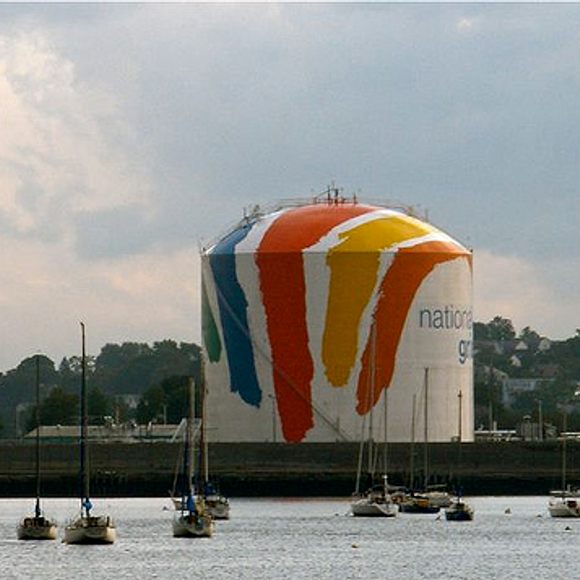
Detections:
[201, 195, 473, 444]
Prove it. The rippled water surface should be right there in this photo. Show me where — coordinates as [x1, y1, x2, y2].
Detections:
[0, 496, 576, 579]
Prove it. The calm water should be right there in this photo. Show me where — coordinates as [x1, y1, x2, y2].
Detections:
[0, 496, 576, 579]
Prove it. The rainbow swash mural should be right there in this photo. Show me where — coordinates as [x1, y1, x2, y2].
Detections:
[202, 202, 473, 443]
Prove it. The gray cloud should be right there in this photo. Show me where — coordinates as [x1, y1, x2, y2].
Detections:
[4, 3, 578, 259]
[73, 206, 157, 260]
[0, 3, 579, 369]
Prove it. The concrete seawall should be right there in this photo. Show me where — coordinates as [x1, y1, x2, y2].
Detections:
[0, 441, 576, 497]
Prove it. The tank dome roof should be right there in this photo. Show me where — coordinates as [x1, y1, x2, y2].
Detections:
[206, 201, 469, 256]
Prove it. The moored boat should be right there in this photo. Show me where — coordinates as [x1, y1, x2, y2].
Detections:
[548, 493, 580, 518]
[172, 378, 214, 538]
[17, 355, 58, 541]
[173, 498, 214, 538]
[199, 360, 230, 521]
[351, 477, 397, 517]
[17, 516, 58, 541]
[64, 514, 116, 544]
[444, 392, 473, 521]
[445, 494, 474, 521]
[399, 493, 440, 514]
[204, 486, 231, 521]
[399, 370, 443, 515]
[548, 413, 580, 519]
[64, 323, 116, 545]
[350, 327, 397, 518]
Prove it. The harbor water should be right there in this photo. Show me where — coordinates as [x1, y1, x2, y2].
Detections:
[0, 496, 576, 579]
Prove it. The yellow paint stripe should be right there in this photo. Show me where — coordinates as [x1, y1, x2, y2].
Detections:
[322, 215, 445, 387]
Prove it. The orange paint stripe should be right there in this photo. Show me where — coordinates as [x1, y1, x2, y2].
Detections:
[257, 203, 374, 442]
[356, 241, 470, 415]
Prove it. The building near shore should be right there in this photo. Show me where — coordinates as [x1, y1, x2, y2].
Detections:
[202, 192, 473, 444]
[23, 422, 188, 443]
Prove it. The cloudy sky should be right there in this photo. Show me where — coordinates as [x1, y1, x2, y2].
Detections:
[0, 3, 579, 371]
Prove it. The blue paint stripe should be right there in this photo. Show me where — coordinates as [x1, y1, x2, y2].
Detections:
[209, 222, 262, 407]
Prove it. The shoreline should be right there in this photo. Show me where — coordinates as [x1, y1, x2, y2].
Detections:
[0, 440, 574, 498]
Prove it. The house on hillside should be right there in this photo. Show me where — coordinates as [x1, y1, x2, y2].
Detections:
[538, 338, 552, 352]
[501, 377, 554, 407]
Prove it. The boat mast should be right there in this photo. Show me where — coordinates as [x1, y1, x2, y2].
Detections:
[201, 357, 209, 489]
[354, 413, 366, 494]
[458, 389, 463, 442]
[34, 355, 41, 518]
[383, 384, 389, 493]
[409, 393, 416, 490]
[355, 323, 375, 495]
[187, 377, 195, 502]
[456, 390, 463, 496]
[367, 325, 376, 478]
[80, 322, 90, 516]
[423, 368, 429, 491]
[561, 410, 567, 494]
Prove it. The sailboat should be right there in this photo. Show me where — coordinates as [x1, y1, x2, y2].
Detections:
[17, 355, 58, 541]
[351, 325, 397, 517]
[445, 491, 474, 521]
[400, 369, 444, 514]
[445, 390, 474, 521]
[198, 368, 230, 520]
[170, 380, 230, 520]
[548, 411, 580, 518]
[64, 322, 116, 544]
[172, 377, 214, 537]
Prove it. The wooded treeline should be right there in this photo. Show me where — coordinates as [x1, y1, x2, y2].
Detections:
[0, 341, 202, 437]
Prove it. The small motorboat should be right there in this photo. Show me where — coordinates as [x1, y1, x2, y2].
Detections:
[445, 497, 474, 521]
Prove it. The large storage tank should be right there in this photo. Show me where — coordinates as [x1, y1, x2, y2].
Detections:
[202, 196, 473, 443]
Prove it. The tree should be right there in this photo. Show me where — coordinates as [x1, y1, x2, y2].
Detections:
[519, 326, 541, 351]
[26, 386, 79, 431]
[88, 386, 112, 425]
[111, 396, 133, 423]
[91, 341, 201, 396]
[473, 322, 490, 341]
[0, 355, 59, 437]
[486, 316, 516, 341]
[58, 355, 96, 392]
[161, 375, 195, 423]
[136, 375, 194, 424]
[136, 384, 166, 424]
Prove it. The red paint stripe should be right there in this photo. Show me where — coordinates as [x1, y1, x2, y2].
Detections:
[357, 241, 471, 415]
[257, 204, 374, 442]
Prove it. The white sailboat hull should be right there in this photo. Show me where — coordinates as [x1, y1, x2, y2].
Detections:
[17, 517, 58, 540]
[351, 497, 397, 517]
[64, 515, 116, 544]
[206, 496, 231, 520]
[351, 488, 397, 518]
[549, 497, 580, 518]
[172, 513, 214, 538]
